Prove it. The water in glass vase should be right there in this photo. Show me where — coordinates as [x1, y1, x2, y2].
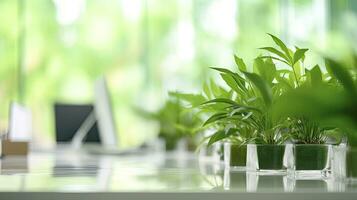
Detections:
[247, 144, 287, 175]
[346, 148, 357, 182]
[224, 143, 247, 170]
[291, 144, 331, 179]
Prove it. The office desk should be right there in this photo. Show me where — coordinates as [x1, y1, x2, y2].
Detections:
[0, 150, 356, 200]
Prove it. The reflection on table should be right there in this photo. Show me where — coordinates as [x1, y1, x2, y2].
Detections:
[0, 150, 356, 193]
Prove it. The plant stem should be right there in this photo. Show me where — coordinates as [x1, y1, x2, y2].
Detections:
[291, 63, 300, 87]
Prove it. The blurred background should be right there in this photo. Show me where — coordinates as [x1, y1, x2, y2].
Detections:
[1, 0, 357, 148]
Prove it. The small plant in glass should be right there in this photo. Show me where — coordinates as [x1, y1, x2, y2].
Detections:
[286, 118, 341, 179]
[274, 56, 357, 181]
[255, 35, 344, 178]
[182, 34, 348, 178]
[223, 128, 254, 170]
[194, 34, 298, 173]
[136, 92, 204, 151]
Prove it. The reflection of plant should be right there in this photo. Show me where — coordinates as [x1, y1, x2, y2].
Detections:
[138, 92, 203, 150]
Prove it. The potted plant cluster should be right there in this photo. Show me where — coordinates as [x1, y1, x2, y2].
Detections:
[187, 35, 294, 172]
[180, 34, 344, 177]
[249, 35, 341, 178]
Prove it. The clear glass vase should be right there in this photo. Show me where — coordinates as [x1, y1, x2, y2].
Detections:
[289, 144, 332, 179]
[224, 142, 247, 170]
[198, 142, 222, 163]
[247, 144, 287, 175]
[332, 145, 357, 183]
[345, 148, 357, 182]
[218, 141, 225, 164]
[332, 144, 346, 180]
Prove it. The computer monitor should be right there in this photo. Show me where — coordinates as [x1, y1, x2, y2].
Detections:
[93, 76, 118, 149]
[66, 76, 118, 150]
[54, 104, 101, 143]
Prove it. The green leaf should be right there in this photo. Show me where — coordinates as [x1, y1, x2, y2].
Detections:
[258, 56, 290, 66]
[207, 130, 226, 146]
[267, 33, 292, 62]
[218, 86, 234, 99]
[277, 69, 292, 74]
[211, 66, 248, 92]
[203, 81, 212, 99]
[288, 71, 297, 86]
[229, 106, 248, 117]
[254, 57, 276, 84]
[230, 104, 262, 113]
[169, 92, 206, 107]
[234, 55, 247, 72]
[207, 128, 238, 146]
[242, 111, 253, 120]
[243, 72, 273, 106]
[293, 61, 302, 81]
[259, 47, 290, 63]
[202, 98, 260, 113]
[309, 64, 322, 86]
[266, 59, 278, 82]
[295, 46, 307, 61]
[210, 67, 236, 76]
[253, 57, 264, 74]
[203, 112, 227, 126]
[221, 73, 241, 94]
[325, 58, 356, 95]
[201, 98, 239, 106]
[353, 53, 357, 70]
[276, 76, 293, 90]
[293, 48, 308, 65]
[233, 73, 248, 92]
[210, 79, 221, 97]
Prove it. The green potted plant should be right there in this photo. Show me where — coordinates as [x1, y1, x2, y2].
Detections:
[273, 56, 356, 180]
[288, 117, 337, 178]
[198, 77, 256, 168]
[137, 92, 203, 151]
[193, 34, 305, 173]
[256, 34, 343, 178]
[170, 83, 231, 161]
[179, 34, 344, 177]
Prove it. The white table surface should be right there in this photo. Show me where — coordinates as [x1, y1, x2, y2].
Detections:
[0, 149, 356, 200]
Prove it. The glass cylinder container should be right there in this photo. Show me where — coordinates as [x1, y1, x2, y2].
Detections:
[289, 144, 332, 179]
[198, 142, 222, 163]
[224, 142, 247, 170]
[346, 148, 357, 181]
[333, 145, 357, 183]
[247, 144, 287, 175]
[332, 144, 345, 180]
